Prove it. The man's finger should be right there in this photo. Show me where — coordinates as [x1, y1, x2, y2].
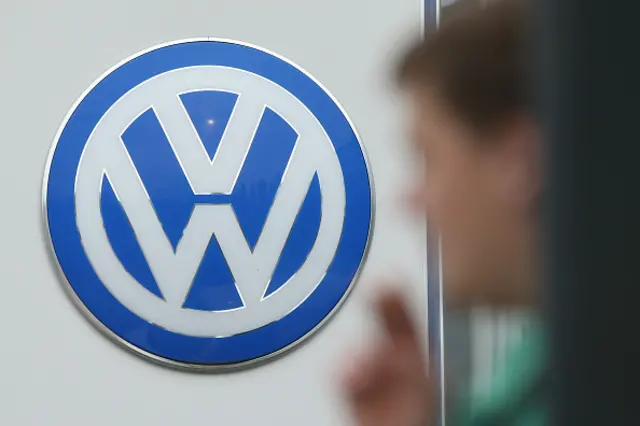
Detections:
[375, 289, 421, 353]
[342, 347, 393, 397]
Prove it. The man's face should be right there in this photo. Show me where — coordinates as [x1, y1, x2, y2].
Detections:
[405, 86, 538, 308]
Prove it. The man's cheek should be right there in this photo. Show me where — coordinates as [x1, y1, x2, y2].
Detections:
[439, 215, 469, 261]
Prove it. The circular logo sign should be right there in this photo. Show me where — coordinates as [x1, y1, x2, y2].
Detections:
[44, 39, 373, 369]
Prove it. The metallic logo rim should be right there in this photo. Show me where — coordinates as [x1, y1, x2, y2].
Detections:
[42, 37, 376, 371]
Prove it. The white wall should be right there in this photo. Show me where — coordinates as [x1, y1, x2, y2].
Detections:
[0, 1, 426, 425]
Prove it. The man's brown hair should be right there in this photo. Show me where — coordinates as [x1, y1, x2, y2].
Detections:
[397, 0, 532, 133]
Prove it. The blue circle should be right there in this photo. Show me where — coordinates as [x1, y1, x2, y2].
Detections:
[45, 40, 372, 366]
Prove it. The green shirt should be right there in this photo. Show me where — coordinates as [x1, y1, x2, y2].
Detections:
[453, 322, 547, 426]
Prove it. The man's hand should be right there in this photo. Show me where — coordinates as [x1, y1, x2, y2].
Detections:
[341, 290, 433, 426]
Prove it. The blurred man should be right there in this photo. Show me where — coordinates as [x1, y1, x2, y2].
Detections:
[341, 1, 546, 425]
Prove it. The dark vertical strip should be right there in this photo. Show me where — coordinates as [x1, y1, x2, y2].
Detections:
[539, 1, 640, 425]
[427, 232, 444, 426]
[423, 1, 445, 425]
[425, 0, 440, 29]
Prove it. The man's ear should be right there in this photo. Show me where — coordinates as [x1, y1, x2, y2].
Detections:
[496, 115, 542, 213]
